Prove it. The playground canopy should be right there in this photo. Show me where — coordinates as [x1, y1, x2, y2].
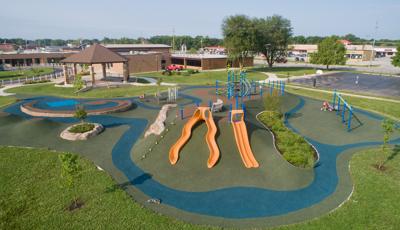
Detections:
[61, 44, 130, 85]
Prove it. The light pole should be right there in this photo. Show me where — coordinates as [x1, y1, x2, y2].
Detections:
[51, 59, 55, 78]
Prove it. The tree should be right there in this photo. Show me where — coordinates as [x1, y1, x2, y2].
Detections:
[74, 105, 87, 123]
[310, 36, 347, 69]
[73, 74, 84, 91]
[391, 45, 400, 67]
[59, 153, 82, 209]
[342, 33, 359, 43]
[254, 15, 292, 68]
[379, 119, 395, 170]
[222, 15, 256, 68]
[290, 35, 306, 44]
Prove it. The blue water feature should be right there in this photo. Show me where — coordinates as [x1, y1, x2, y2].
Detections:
[2, 90, 400, 219]
[46, 99, 78, 108]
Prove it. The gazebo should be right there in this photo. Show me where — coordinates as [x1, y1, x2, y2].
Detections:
[61, 44, 129, 85]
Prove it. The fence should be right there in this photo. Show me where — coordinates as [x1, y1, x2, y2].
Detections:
[0, 71, 64, 86]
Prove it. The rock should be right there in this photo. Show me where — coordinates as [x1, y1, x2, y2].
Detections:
[60, 123, 104, 141]
[144, 104, 177, 138]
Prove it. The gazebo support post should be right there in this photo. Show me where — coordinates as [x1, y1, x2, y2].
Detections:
[123, 62, 129, 83]
[90, 65, 95, 86]
[102, 63, 107, 80]
[62, 64, 69, 85]
[72, 64, 77, 76]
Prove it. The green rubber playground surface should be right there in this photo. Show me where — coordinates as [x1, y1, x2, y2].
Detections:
[0, 86, 399, 228]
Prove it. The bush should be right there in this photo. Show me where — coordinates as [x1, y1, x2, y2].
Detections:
[24, 79, 51, 85]
[263, 93, 282, 114]
[73, 74, 85, 90]
[69, 123, 95, 133]
[187, 69, 194, 74]
[79, 71, 90, 75]
[162, 70, 172, 76]
[258, 111, 315, 168]
[74, 105, 87, 122]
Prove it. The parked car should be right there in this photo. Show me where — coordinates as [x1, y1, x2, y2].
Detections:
[276, 58, 288, 63]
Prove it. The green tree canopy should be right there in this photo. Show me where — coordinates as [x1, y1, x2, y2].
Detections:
[391, 45, 400, 68]
[254, 15, 292, 68]
[222, 15, 256, 67]
[310, 36, 347, 69]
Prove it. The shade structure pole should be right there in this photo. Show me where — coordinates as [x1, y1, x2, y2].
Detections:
[90, 64, 95, 85]
[62, 64, 69, 85]
[123, 62, 129, 83]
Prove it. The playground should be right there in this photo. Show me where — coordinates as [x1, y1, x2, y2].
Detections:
[0, 70, 400, 228]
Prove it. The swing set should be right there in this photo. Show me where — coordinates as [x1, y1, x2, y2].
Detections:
[331, 90, 362, 132]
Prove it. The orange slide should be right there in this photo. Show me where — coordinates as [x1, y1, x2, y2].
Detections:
[231, 110, 259, 168]
[169, 107, 220, 168]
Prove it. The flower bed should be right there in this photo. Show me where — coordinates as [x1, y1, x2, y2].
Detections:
[60, 123, 104, 141]
[258, 111, 316, 168]
[69, 123, 95, 133]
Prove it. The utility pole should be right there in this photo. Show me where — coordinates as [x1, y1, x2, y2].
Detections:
[172, 28, 176, 51]
[370, 21, 379, 67]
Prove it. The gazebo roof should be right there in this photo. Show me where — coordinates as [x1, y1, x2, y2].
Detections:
[61, 44, 127, 64]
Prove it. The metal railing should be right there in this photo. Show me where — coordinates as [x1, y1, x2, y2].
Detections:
[0, 71, 64, 86]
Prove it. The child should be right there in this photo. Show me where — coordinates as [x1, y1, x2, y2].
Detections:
[321, 101, 333, 112]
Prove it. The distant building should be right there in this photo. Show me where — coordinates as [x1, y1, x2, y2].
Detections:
[374, 47, 397, 57]
[0, 43, 17, 53]
[345, 44, 374, 61]
[202, 46, 226, 55]
[288, 43, 376, 62]
[171, 54, 253, 70]
[0, 43, 254, 73]
[338, 40, 352, 46]
[288, 44, 318, 62]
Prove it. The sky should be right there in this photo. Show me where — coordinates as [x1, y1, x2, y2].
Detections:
[1, 0, 399, 40]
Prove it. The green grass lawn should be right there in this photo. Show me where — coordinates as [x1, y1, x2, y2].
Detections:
[277, 146, 400, 230]
[137, 70, 267, 85]
[0, 146, 205, 230]
[6, 83, 169, 98]
[1, 145, 399, 229]
[0, 67, 54, 80]
[286, 86, 400, 121]
[0, 96, 17, 108]
[250, 67, 330, 78]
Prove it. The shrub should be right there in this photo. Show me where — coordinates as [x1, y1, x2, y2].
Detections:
[258, 111, 315, 168]
[73, 74, 84, 90]
[74, 105, 87, 123]
[68, 123, 95, 133]
[187, 69, 194, 74]
[24, 79, 51, 85]
[263, 93, 282, 114]
[162, 70, 172, 76]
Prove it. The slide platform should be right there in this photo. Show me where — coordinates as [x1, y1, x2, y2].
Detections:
[231, 110, 259, 168]
[169, 107, 220, 168]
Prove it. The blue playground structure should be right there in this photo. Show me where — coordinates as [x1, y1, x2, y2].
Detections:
[216, 70, 286, 99]
[331, 90, 358, 132]
[216, 69, 286, 124]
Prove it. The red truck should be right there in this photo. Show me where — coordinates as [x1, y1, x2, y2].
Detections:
[166, 64, 184, 71]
